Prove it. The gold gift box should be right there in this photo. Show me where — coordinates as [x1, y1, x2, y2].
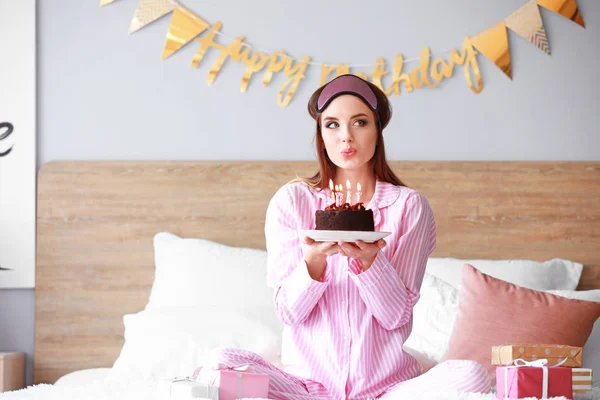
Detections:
[573, 368, 593, 394]
[491, 344, 583, 368]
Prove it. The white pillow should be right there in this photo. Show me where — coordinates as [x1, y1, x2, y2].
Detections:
[405, 273, 459, 362]
[147, 232, 273, 310]
[425, 257, 583, 291]
[407, 272, 600, 386]
[108, 233, 284, 382]
[108, 306, 283, 382]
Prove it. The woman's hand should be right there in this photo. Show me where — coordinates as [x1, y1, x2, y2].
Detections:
[302, 236, 340, 281]
[338, 239, 386, 272]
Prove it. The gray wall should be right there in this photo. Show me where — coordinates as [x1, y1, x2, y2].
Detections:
[1, 0, 599, 387]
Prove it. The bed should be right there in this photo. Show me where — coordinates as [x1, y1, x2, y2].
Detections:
[11, 161, 600, 399]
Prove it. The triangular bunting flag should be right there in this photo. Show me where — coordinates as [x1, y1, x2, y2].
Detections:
[471, 21, 512, 79]
[130, 0, 176, 34]
[162, 5, 210, 60]
[100, 0, 118, 6]
[537, 0, 584, 27]
[505, 1, 550, 54]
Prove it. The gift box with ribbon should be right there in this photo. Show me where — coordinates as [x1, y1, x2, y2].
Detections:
[572, 368, 593, 394]
[192, 364, 270, 400]
[495, 359, 573, 400]
[492, 344, 583, 368]
[157, 377, 219, 400]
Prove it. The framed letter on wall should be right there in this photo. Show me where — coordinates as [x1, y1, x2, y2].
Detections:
[0, 0, 36, 288]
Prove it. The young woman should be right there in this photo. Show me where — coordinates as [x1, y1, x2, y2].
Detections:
[210, 74, 491, 399]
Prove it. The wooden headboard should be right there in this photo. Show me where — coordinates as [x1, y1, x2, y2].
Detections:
[34, 161, 600, 384]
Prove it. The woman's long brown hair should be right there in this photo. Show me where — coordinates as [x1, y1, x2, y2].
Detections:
[295, 75, 407, 191]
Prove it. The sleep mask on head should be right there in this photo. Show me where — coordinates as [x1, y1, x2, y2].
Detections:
[316, 74, 378, 113]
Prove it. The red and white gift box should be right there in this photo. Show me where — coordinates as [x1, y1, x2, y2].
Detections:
[495, 358, 572, 399]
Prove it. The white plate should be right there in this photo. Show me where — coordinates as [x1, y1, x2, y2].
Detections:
[299, 230, 391, 243]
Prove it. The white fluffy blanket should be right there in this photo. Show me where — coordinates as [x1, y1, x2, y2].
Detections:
[0, 380, 598, 400]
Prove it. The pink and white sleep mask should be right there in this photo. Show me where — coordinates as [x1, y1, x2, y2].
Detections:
[316, 74, 378, 113]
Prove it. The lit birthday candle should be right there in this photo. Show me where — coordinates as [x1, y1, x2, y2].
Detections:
[356, 182, 362, 204]
[335, 185, 342, 207]
[346, 180, 351, 205]
[329, 179, 335, 204]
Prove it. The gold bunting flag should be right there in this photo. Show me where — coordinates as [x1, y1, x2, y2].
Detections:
[505, 1, 550, 54]
[163, 5, 210, 60]
[100, 0, 118, 6]
[471, 21, 512, 79]
[537, 0, 585, 27]
[130, 0, 176, 34]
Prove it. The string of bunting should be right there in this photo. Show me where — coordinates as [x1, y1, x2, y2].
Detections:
[100, 0, 585, 107]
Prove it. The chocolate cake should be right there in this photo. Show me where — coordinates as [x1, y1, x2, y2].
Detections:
[315, 202, 374, 231]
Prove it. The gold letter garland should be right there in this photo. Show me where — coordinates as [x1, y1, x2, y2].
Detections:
[104, 0, 585, 107]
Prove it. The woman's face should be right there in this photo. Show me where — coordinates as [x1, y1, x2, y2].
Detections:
[320, 95, 378, 172]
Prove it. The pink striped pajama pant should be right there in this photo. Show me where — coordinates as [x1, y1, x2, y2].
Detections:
[209, 348, 491, 399]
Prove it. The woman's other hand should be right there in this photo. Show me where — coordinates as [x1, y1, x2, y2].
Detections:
[302, 236, 339, 281]
[338, 239, 386, 272]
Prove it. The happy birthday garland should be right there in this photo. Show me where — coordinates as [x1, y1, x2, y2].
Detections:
[100, 0, 585, 107]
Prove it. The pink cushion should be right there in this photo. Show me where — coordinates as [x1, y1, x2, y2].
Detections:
[440, 264, 600, 384]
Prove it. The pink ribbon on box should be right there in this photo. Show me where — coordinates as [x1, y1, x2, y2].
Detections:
[502, 358, 567, 400]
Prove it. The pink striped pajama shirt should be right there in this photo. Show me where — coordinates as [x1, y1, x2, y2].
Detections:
[213, 180, 491, 399]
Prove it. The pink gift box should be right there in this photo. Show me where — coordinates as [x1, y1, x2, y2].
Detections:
[196, 368, 270, 400]
[496, 366, 572, 399]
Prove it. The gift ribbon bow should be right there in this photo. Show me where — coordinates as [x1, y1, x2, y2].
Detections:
[503, 358, 567, 400]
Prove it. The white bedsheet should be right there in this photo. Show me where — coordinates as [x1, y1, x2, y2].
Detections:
[0, 370, 598, 400]
[1, 384, 598, 400]
[54, 368, 112, 387]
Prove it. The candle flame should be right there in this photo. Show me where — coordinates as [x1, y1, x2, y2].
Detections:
[357, 183, 361, 191]
[346, 179, 351, 190]
[329, 179, 334, 190]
